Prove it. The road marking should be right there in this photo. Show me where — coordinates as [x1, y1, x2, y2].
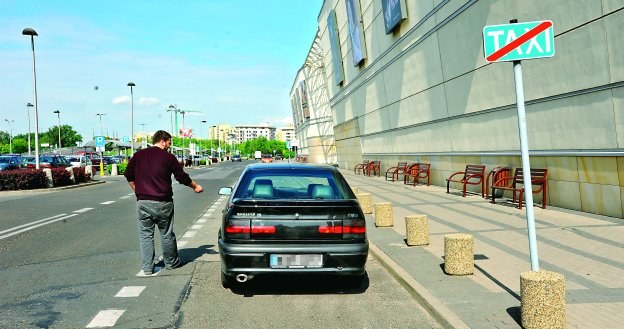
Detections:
[136, 268, 160, 277]
[191, 224, 203, 230]
[73, 208, 94, 213]
[100, 201, 116, 205]
[127, 193, 134, 196]
[0, 214, 78, 240]
[0, 214, 66, 235]
[182, 230, 197, 238]
[115, 286, 146, 298]
[196, 218, 207, 224]
[86, 309, 125, 328]
[177, 241, 188, 248]
[119, 195, 132, 199]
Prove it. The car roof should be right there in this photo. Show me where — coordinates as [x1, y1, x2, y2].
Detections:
[245, 163, 339, 172]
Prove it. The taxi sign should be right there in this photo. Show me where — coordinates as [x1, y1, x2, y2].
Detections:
[483, 20, 554, 63]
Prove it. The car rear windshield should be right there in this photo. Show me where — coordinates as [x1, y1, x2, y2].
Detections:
[234, 168, 354, 200]
[0, 157, 12, 163]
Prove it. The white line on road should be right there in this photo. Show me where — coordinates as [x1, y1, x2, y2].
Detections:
[182, 230, 197, 238]
[196, 218, 207, 224]
[100, 201, 116, 205]
[0, 214, 66, 235]
[0, 214, 79, 240]
[119, 195, 132, 199]
[177, 240, 188, 248]
[115, 286, 146, 298]
[191, 224, 203, 230]
[86, 309, 125, 328]
[73, 208, 94, 213]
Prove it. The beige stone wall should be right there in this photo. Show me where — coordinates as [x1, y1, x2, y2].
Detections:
[313, 1, 624, 218]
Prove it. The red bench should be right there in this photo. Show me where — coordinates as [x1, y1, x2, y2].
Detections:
[485, 166, 511, 198]
[354, 160, 370, 175]
[385, 162, 408, 181]
[404, 163, 431, 186]
[446, 164, 486, 197]
[491, 168, 548, 209]
[366, 160, 381, 177]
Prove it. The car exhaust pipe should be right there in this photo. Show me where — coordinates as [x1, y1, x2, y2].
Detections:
[236, 274, 250, 283]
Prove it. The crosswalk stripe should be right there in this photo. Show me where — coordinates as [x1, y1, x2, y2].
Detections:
[115, 286, 146, 298]
[100, 201, 115, 205]
[73, 208, 94, 213]
[182, 230, 197, 238]
[86, 309, 125, 328]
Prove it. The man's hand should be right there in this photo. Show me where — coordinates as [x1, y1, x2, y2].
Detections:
[191, 181, 203, 193]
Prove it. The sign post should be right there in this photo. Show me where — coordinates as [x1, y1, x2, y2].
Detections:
[95, 136, 106, 176]
[483, 19, 555, 271]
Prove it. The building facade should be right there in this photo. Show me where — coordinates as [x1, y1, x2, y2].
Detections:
[295, 0, 624, 218]
[276, 124, 296, 142]
[234, 124, 276, 143]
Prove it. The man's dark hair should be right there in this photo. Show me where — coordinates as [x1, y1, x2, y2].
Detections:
[152, 130, 172, 144]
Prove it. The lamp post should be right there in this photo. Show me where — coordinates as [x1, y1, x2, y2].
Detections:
[180, 110, 187, 160]
[26, 103, 33, 155]
[23, 28, 40, 169]
[4, 119, 13, 153]
[96, 113, 106, 135]
[127, 82, 135, 156]
[167, 105, 178, 136]
[53, 110, 61, 152]
[138, 123, 147, 149]
[201, 120, 206, 158]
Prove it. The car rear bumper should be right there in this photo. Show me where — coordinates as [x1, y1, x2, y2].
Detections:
[218, 240, 369, 276]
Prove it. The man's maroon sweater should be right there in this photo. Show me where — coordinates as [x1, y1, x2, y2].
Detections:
[124, 147, 192, 202]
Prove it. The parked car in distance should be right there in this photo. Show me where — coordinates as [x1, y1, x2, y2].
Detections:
[261, 154, 273, 163]
[76, 151, 102, 166]
[217, 163, 368, 288]
[66, 155, 93, 168]
[0, 155, 22, 171]
[21, 156, 35, 168]
[231, 154, 242, 162]
[275, 154, 283, 160]
[25, 155, 72, 169]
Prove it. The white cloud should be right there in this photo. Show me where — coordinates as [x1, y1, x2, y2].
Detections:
[139, 97, 160, 106]
[112, 96, 130, 105]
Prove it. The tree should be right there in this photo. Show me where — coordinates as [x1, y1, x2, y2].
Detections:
[40, 125, 83, 148]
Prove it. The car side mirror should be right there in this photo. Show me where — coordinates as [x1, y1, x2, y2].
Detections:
[218, 187, 232, 196]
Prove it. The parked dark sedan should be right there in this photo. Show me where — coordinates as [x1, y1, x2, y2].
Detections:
[25, 155, 72, 169]
[218, 163, 368, 288]
[0, 155, 22, 171]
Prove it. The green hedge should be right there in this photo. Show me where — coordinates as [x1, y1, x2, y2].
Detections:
[106, 163, 127, 175]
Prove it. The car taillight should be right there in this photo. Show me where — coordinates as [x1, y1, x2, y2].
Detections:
[318, 219, 366, 238]
[251, 225, 276, 234]
[225, 219, 250, 239]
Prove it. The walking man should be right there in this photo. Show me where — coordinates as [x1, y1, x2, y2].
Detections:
[124, 130, 203, 275]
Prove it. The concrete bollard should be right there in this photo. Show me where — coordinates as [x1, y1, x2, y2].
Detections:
[43, 168, 53, 188]
[405, 215, 429, 246]
[521, 270, 566, 329]
[65, 166, 75, 184]
[111, 164, 118, 176]
[373, 202, 393, 227]
[356, 192, 372, 214]
[444, 233, 474, 275]
[85, 165, 93, 177]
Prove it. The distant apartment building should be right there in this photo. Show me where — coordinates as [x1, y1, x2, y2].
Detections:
[276, 124, 295, 142]
[234, 124, 276, 143]
[208, 124, 234, 143]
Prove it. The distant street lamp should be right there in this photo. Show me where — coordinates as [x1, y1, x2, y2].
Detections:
[53, 110, 61, 151]
[127, 82, 135, 156]
[96, 113, 106, 136]
[4, 119, 14, 154]
[26, 103, 33, 155]
[23, 27, 40, 169]
[201, 120, 207, 156]
[167, 105, 178, 136]
[138, 122, 147, 148]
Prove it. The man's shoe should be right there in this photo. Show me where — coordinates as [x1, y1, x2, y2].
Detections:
[165, 261, 184, 270]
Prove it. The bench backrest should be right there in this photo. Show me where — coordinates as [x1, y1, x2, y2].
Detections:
[463, 165, 486, 179]
[513, 168, 548, 185]
[397, 162, 408, 169]
[406, 163, 430, 174]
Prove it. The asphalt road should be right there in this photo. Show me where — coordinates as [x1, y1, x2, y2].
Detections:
[0, 160, 442, 329]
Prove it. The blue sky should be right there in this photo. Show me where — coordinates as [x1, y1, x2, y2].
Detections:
[0, 0, 322, 142]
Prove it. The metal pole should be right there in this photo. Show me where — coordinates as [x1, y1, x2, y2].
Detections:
[128, 82, 135, 156]
[24, 31, 40, 169]
[26, 103, 33, 155]
[513, 60, 539, 271]
[5, 119, 13, 154]
[54, 110, 61, 151]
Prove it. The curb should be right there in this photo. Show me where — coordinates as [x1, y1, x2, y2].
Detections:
[368, 241, 470, 329]
[0, 180, 105, 194]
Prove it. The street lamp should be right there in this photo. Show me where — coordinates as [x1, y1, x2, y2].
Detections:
[26, 103, 33, 155]
[4, 119, 13, 153]
[201, 120, 207, 156]
[96, 113, 106, 136]
[53, 110, 61, 151]
[138, 123, 147, 149]
[23, 27, 40, 169]
[127, 82, 135, 156]
[167, 104, 178, 136]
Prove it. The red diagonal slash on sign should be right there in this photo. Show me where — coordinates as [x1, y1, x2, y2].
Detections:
[486, 21, 553, 62]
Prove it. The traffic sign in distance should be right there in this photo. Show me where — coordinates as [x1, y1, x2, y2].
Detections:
[95, 136, 106, 147]
[483, 20, 554, 63]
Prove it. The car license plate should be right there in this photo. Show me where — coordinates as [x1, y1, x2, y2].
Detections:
[270, 254, 323, 268]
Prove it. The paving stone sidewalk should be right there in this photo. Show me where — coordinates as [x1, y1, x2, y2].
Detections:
[341, 169, 624, 329]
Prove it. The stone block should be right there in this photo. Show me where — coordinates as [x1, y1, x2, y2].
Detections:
[356, 192, 372, 214]
[65, 166, 75, 184]
[111, 164, 118, 176]
[405, 215, 429, 246]
[43, 168, 53, 188]
[444, 233, 474, 275]
[373, 202, 393, 227]
[521, 270, 566, 329]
